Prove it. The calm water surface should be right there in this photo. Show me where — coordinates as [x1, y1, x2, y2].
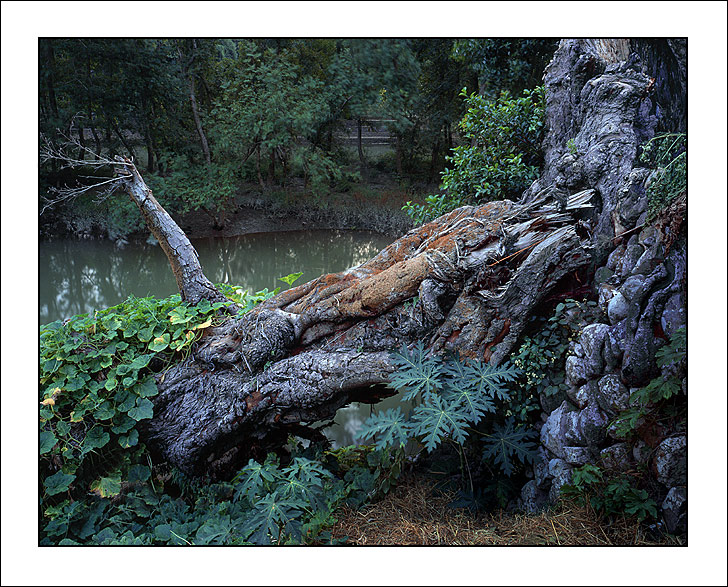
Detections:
[39, 229, 400, 447]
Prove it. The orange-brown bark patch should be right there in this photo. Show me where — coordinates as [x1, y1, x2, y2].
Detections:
[483, 318, 511, 362]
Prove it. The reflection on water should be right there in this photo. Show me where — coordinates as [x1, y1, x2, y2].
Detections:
[39, 229, 398, 448]
[39, 229, 392, 325]
[322, 392, 414, 448]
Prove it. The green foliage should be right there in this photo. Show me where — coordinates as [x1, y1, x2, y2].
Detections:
[278, 271, 304, 287]
[639, 133, 686, 221]
[611, 327, 686, 440]
[357, 408, 410, 450]
[451, 39, 558, 98]
[562, 464, 658, 523]
[481, 417, 538, 477]
[443, 86, 545, 202]
[404, 86, 545, 224]
[359, 345, 535, 479]
[566, 138, 578, 155]
[39, 282, 293, 545]
[147, 156, 238, 220]
[512, 298, 602, 415]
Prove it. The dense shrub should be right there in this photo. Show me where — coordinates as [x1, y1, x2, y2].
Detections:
[403, 86, 545, 225]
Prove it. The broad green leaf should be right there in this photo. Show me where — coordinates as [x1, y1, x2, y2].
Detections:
[358, 408, 411, 450]
[40, 430, 57, 455]
[481, 417, 538, 476]
[110, 414, 136, 434]
[83, 426, 110, 452]
[127, 464, 151, 484]
[94, 401, 115, 421]
[135, 376, 158, 398]
[169, 307, 192, 325]
[278, 272, 303, 286]
[128, 397, 154, 421]
[44, 471, 76, 496]
[90, 473, 122, 498]
[411, 395, 469, 452]
[148, 333, 170, 352]
[389, 342, 445, 401]
[118, 428, 139, 448]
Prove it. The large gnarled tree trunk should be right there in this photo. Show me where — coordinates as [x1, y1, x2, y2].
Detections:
[119, 38, 684, 478]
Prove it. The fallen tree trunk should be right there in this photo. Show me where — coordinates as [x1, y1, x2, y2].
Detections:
[127, 177, 595, 475]
[119, 37, 683, 477]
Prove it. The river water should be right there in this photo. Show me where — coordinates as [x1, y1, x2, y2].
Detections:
[39, 229, 400, 447]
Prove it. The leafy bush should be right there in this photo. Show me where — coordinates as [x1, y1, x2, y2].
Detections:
[512, 298, 602, 413]
[639, 133, 686, 222]
[358, 343, 538, 496]
[39, 276, 304, 545]
[561, 464, 658, 523]
[403, 86, 545, 225]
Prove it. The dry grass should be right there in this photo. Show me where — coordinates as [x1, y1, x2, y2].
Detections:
[329, 473, 682, 546]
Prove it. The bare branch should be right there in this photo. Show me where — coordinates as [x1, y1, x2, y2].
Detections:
[39, 129, 134, 215]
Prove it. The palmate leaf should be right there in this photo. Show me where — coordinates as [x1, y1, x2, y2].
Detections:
[282, 457, 332, 487]
[481, 417, 538, 476]
[388, 342, 445, 401]
[463, 360, 519, 401]
[411, 395, 470, 452]
[233, 456, 281, 503]
[442, 378, 495, 425]
[358, 408, 411, 450]
[242, 492, 305, 545]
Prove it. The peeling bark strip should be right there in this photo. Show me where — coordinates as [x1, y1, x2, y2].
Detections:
[114, 157, 227, 306]
[142, 189, 594, 475]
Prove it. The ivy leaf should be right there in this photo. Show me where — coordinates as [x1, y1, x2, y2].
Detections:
[40, 430, 57, 455]
[90, 472, 122, 498]
[135, 376, 158, 398]
[82, 426, 110, 454]
[148, 333, 170, 352]
[127, 464, 151, 484]
[115, 388, 137, 412]
[358, 408, 411, 450]
[111, 414, 136, 434]
[481, 417, 538, 476]
[94, 401, 115, 421]
[278, 272, 304, 287]
[168, 307, 192, 325]
[411, 395, 469, 452]
[118, 428, 139, 448]
[136, 325, 155, 342]
[44, 471, 76, 496]
[128, 397, 154, 421]
[129, 353, 153, 370]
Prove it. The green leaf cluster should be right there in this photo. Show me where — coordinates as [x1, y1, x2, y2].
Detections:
[512, 298, 602, 415]
[561, 464, 658, 523]
[39, 282, 284, 544]
[639, 133, 686, 222]
[611, 327, 686, 440]
[358, 342, 536, 478]
[404, 86, 545, 225]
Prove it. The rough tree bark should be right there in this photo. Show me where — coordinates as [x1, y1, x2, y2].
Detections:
[128, 173, 594, 475]
[120, 37, 683, 478]
[113, 157, 227, 306]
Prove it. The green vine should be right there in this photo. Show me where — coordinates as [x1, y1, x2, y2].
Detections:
[639, 132, 686, 222]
